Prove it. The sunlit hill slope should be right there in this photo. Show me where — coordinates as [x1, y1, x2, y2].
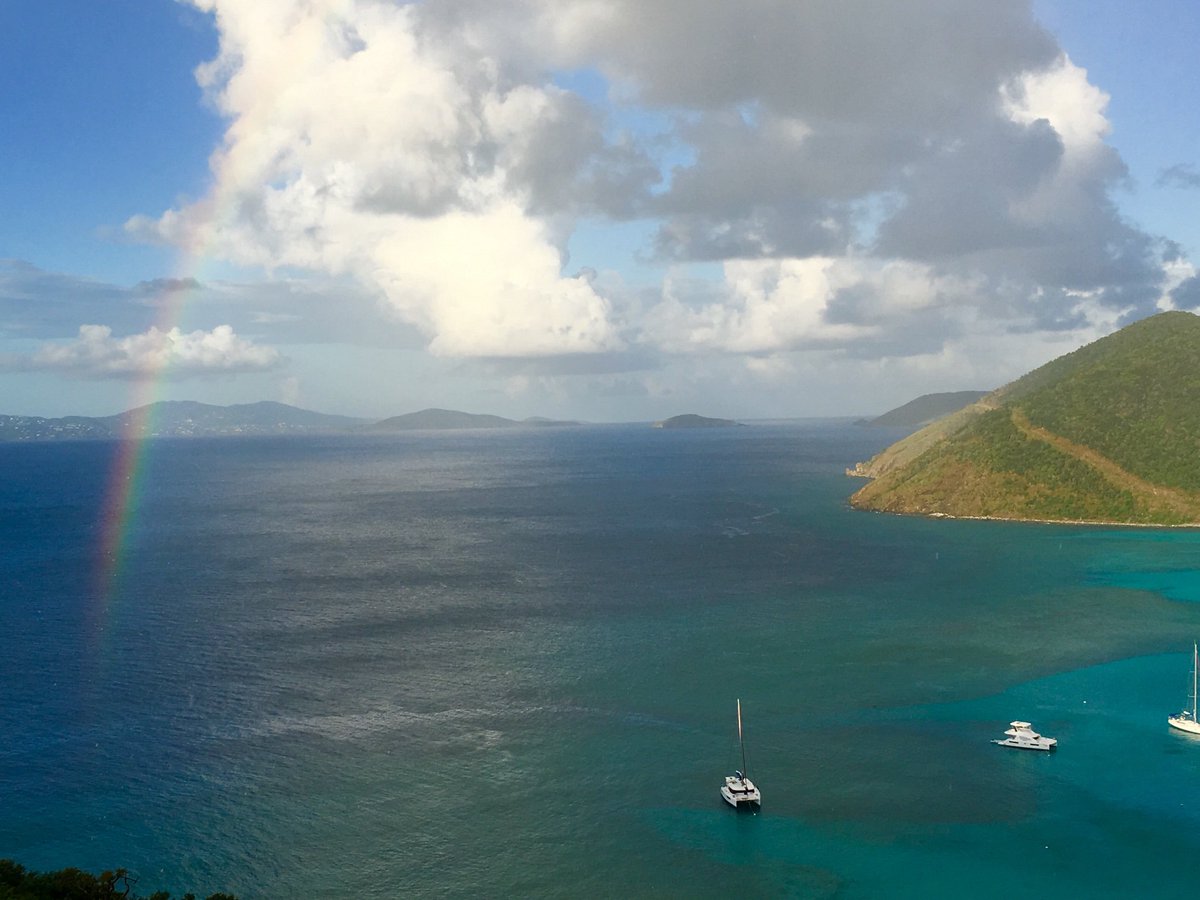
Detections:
[849, 311, 1200, 525]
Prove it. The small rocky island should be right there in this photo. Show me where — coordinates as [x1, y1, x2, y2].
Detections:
[653, 414, 742, 429]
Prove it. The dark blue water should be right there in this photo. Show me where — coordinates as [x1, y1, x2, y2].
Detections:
[3, 422, 1200, 898]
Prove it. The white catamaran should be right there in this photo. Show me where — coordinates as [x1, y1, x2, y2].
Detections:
[720, 698, 761, 809]
[1168, 642, 1200, 736]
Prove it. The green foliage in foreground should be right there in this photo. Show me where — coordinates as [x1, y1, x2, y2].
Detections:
[0, 860, 237, 900]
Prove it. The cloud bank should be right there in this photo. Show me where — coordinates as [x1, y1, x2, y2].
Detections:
[19, 324, 282, 379]
[127, 0, 1185, 391]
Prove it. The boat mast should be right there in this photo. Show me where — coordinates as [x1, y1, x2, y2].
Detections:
[737, 698, 747, 777]
[1192, 643, 1198, 721]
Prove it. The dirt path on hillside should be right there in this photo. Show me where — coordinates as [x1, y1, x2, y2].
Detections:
[1010, 407, 1200, 520]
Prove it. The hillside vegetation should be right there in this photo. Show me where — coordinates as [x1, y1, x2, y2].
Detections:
[849, 311, 1200, 525]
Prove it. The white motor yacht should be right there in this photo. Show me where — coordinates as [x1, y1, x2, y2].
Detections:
[993, 721, 1057, 751]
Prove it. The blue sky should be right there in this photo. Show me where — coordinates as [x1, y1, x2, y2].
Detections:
[1034, 0, 1200, 256]
[2, 0, 1197, 420]
[0, 2, 217, 279]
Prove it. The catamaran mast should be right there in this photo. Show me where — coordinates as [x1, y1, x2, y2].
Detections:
[737, 698, 747, 777]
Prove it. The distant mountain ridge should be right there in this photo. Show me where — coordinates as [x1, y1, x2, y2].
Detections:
[0, 401, 367, 441]
[653, 414, 742, 429]
[0, 402, 580, 441]
[866, 391, 989, 428]
[364, 408, 580, 431]
[849, 311, 1200, 525]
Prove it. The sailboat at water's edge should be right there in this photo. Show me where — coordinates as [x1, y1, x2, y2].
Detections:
[1168, 642, 1200, 735]
[720, 698, 761, 809]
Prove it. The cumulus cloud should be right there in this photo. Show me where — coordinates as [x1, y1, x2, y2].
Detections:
[130, 0, 631, 358]
[125, 0, 1184, 385]
[644, 257, 983, 356]
[368, 203, 621, 356]
[22, 324, 283, 379]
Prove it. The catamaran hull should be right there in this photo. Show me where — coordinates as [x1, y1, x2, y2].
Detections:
[720, 787, 761, 808]
[721, 776, 761, 808]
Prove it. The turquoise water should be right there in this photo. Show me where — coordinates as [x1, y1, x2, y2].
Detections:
[1, 422, 1199, 897]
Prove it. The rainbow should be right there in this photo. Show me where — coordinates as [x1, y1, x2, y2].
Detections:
[90, 0, 245, 636]
[89, 0, 351, 637]
[90, 267, 207, 643]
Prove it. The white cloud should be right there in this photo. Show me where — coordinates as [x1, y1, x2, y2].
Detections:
[120, 0, 1182, 413]
[644, 258, 984, 355]
[1002, 55, 1123, 227]
[1004, 55, 1111, 164]
[26, 324, 283, 379]
[132, 0, 624, 358]
[369, 203, 620, 356]
[645, 258, 863, 353]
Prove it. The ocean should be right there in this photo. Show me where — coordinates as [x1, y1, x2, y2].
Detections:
[2, 421, 1199, 898]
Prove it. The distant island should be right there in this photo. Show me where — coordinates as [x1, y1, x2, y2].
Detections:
[0, 400, 367, 441]
[0, 402, 579, 442]
[864, 391, 989, 429]
[364, 408, 579, 431]
[848, 311, 1200, 526]
[652, 414, 742, 429]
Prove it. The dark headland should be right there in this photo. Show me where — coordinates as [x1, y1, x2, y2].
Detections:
[864, 391, 989, 428]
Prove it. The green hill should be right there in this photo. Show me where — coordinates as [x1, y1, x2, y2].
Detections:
[849, 311, 1200, 525]
[865, 391, 989, 428]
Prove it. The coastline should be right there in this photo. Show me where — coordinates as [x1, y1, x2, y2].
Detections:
[846, 501, 1200, 529]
